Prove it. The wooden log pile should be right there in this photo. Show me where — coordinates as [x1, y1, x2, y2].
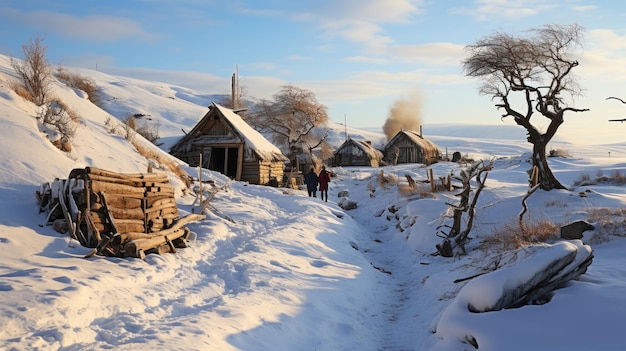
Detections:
[36, 167, 205, 259]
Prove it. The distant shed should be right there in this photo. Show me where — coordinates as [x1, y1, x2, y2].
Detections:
[333, 138, 383, 167]
[170, 102, 288, 185]
[384, 129, 439, 165]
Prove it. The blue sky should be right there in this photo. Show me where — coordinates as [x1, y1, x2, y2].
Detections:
[2, 0, 626, 145]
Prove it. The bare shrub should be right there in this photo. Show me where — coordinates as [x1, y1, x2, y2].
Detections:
[610, 170, 626, 185]
[574, 172, 592, 186]
[115, 115, 136, 141]
[104, 116, 118, 134]
[479, 219, 560, 252]
[55, 67, 102, 107]
[38, 99, 80, 147]
[123, 115, 160, 144]
[10, 35, 52, 106]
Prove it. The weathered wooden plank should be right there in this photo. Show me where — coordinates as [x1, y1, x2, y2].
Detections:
[91, 180, 145, 195]
[87, 173, 171, 187]
[107, 207, 144, 220]
[123, 227, 189, 257]
[93, 193, 141, 209]
[85, 167, 169, 182]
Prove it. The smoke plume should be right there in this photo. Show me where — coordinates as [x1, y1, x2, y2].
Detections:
[383, 94, 423, 141]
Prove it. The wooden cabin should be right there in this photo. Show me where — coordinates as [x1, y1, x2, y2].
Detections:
[384, 129, 439, 165]
[332, 138, 383, 167]
[170, 102, 288, 186]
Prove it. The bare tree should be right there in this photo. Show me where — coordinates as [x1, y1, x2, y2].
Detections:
[436, 160, 492, 257]
[11, 35, 52, 106]
[606, 97, 626, 123]
[462, 24, 588, 190]
[249, 84, 329, 164]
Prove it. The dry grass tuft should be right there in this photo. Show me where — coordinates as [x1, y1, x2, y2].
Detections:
[479, 219, 560, 252]
[123, 115, 160, 144]
[55, 67, 102, 107]
[378, 170, 398, 187]
[10, 80, 33, 101]
[398, 183, 436, 198]
[132, 140, 191, 188]
[574, 170, 626, 186]
[584, 207, 626, 245]
[544, 199, 568, 208]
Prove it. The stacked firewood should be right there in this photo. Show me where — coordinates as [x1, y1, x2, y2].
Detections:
[36, 167, 204, 259]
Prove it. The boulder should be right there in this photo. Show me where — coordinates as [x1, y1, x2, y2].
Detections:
[338, 198, 357, 210]
[560, 220, 594, 240]
[337, 190, 350, 198]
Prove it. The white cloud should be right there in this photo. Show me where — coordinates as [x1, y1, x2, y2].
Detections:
[578, 29, 626, 81]
[587, 29, 626, 50]
[102, 66, 228, 92]
[317, 0, 423, 23]
[454, 0, 557, 21]
[572, 5, 598, 12]
[344, 56, 388, 64]
[0, 8, 158, 42]
[389, 42, 466, 65]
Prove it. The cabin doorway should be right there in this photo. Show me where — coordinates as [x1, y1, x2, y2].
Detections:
[208, 147, 239, 179]
[399, 147, 415, 163]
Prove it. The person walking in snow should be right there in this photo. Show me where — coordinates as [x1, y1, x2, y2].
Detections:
[318, 166, 331, 202]
[304, 168, 318, 197]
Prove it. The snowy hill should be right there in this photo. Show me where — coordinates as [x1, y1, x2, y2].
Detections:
[2, 53, 626, 350]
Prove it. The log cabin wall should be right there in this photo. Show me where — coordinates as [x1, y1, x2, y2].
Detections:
[385, 137, 424, 164]
[334, 147, 378, 167]
[240, 160, 284, 186]
[383, 131, 439, 165]
[333, 140, 381, 167]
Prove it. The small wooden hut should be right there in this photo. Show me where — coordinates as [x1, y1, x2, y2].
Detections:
[170, 102, 288, 186]
[384, 129, 439, 165]
[332, 138, 383, 167]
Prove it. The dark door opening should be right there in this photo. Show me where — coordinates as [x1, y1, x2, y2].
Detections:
[227, 148, 238, 178]
[209, 147, 226, 174]
[208, 147, 239, 179]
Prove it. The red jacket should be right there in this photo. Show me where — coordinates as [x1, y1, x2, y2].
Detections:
[318, 170, 331, 191]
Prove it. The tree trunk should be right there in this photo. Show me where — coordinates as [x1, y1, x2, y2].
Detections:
[529, 134, 566, 191]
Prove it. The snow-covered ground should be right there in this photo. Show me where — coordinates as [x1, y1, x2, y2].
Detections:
[1, 53, 626, 350]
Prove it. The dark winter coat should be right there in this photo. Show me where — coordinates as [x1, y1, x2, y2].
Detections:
[305, 170, 318, 191]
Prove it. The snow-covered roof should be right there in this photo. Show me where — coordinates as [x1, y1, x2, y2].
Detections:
[171, 102, 287, 162]
[336, 138, 383, 160]
[386, 129, 439, 151]
[211, 103, 288, 161]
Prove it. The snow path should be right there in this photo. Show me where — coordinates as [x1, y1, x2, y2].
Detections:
[330, 169, 434, 351]
[1, 176, 386, 350]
